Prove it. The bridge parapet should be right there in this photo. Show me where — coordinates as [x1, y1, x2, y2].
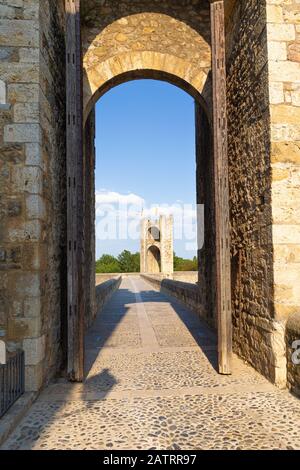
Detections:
[141, 274, 212, 329]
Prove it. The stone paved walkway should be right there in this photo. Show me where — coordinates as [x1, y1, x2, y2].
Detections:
[2, 276, 300, 450]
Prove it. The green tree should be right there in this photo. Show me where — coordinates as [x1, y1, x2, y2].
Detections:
[173, 252, 198, 271]
[95, 254, 120, 273]
[117, 250, 140, 273]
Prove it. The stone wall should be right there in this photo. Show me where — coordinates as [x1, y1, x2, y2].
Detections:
[172, 272, 198, 284]
[0, 0, 66, 391]
[81, 0, 211, 119]
[141, 274, 206, 321]
[225, 0, 284, 384]
[95, 276, 122, 316]
[1, 0, 299, 394]
[139, 271, 198, 284]
[95, 273, 121, 285]
[140, 216, 173, 275]
[266, 1, 300, 333]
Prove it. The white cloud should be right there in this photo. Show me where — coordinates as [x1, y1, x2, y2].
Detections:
[95, 190, 201, 246]
[95, 190, 144, 207]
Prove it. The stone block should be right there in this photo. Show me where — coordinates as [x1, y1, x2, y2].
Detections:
[271, 123, 300, 141]
[14, 272, 41, 298]
[0, 46, 19, 62]
[5, 223, 39, 243]
[0, 20, 39, 47]
[283, 5, 300, 25]
[267, 23, 295, 41]
[7, 316, 41, 341]
[0, 143, 24, 163]
[25, 361, 44, 392]
[269, 60, 300, 82]
[7, 199, 22, 217]
[0, 79, 6, 104]
[274, 244, 300, 264]
[269, 82, 284, 104]
[23, 297, 41, 319]
[24, 220, 42, 241]
[271, 141, 300, 164]
[0, 4, 16, 19]
[288, 42, 300, 62]
[273, 224, 300, 245]
[7, 83, 39, 103]
[4, 123, 40, 143]
[26, 195, 45, 220]
[274, 302, 300, 321]
[2, 1, 23, 8]
[0, 63, 39, 84]
[267, 41, 287, 61]
[25, 142, 43, 168]
[23, 243, 47, 270]
[11, 299, 23, 318]
[271, 104, 300, 124]
[13, 102, 39, 123]
[291, 90, 300, 106]
[23, 335, 45, 366]
[19, 47, 39, 63]
[11, 166, 43, 194]
[23, 0, 39, 20]
[267, 4, 283, 24]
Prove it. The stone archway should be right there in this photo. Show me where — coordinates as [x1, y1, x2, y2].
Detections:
[65, 0, 231, 381]
[147, 246, 161, 274]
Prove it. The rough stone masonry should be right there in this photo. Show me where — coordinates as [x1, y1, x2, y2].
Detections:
[0, 0, 299, 396]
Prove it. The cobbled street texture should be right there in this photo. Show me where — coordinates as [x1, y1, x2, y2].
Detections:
[2, 277, 300, 450]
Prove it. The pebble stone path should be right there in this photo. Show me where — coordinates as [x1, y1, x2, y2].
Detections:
[2, 276, 300, 450]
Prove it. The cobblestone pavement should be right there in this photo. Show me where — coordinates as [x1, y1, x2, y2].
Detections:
[2, 276, 300, 450]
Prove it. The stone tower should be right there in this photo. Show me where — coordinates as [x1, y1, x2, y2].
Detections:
[140, 216, 174, 274]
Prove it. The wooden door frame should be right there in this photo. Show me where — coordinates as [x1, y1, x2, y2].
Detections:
[65, 0, 232, 380]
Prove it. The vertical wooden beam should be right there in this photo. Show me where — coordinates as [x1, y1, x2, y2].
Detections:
[65, 0, 84, 381]
[210, 0, 232, 374]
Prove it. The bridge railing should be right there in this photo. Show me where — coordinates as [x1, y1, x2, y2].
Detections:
[0, 350, 25, 418]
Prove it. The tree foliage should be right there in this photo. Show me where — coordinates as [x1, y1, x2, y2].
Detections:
[95, 254, 121, 273]
[95, 251, 140, 273]
[174, 253, 198, 271]
[117, 250, 140, 273]
[96, 251, 197, 273]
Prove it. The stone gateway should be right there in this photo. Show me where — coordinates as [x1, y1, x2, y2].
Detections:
[140, 216, 173, 275]
[0, 0, 299, 401]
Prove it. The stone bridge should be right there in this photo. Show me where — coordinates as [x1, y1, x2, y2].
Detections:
[2, 276, 300, 449]
[1, 0, 300, 449]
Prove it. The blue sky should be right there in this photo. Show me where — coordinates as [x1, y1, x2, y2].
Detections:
[95, 79, 197, 259]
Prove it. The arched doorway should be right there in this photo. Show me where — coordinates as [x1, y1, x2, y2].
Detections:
[65, 0, 231, 381]
[147, 246, 161, 274]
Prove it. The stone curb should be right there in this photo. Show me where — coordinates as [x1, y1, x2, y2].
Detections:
[0, 392, 38, 448]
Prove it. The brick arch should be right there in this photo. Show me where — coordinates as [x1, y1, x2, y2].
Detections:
[82, 12, 212, 121]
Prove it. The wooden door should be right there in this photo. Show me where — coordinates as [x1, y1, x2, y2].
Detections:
[210, 0, 232, 374]
[66, 0, 84, 381]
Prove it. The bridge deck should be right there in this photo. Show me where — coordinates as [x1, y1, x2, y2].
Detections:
[2, 276, 300, 450]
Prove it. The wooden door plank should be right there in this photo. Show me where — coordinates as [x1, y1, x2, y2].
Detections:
[210, 0, 232, 374]
[65, 0, 84, 381]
